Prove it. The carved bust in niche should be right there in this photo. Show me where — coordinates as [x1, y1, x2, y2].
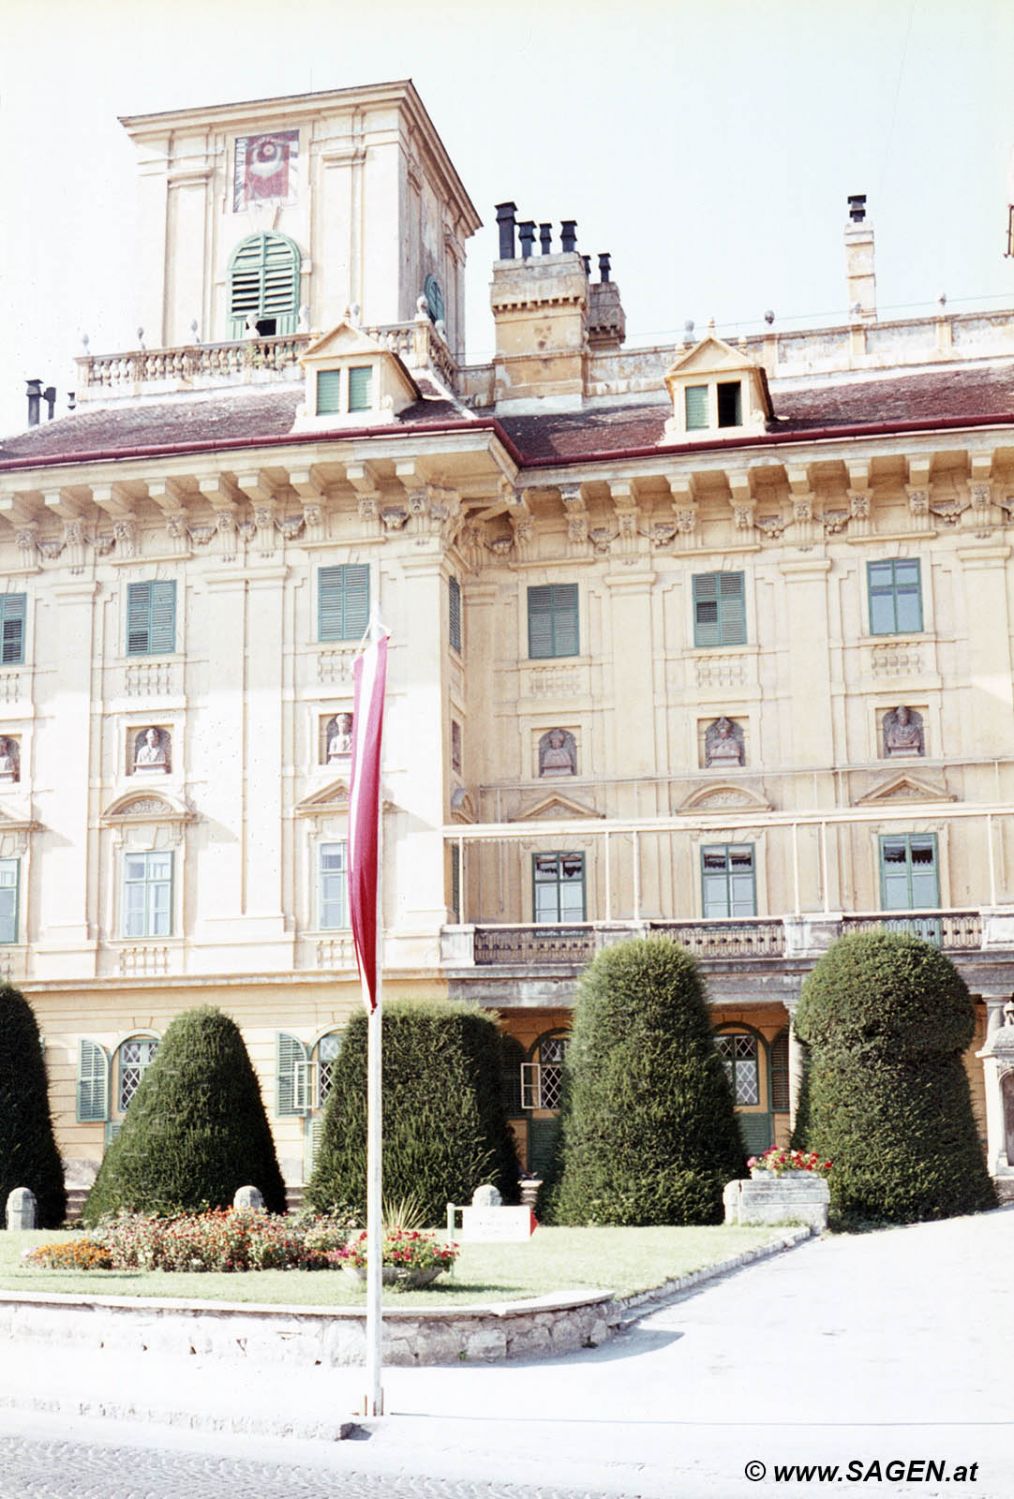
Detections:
[134, 726, 170, 774]
[538, 728, 577, 778]
[705, 716, 745, 768]
[0, 737, 19, 783]
[326, 712, 353, 762]
[883, 706, 924, 758]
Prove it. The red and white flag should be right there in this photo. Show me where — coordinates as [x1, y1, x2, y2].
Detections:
[348, 632, 389, 1011]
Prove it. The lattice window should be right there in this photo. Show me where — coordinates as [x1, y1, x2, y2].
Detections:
[715, 1032, 760, 1106]
[317, 1032, 342, 1106]
[118, 1036, 159, 1112]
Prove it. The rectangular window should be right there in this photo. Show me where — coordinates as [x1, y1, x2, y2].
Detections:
[717, 381, 742, 427]
[701, 844, 757, 919]
[693, 571, 746, 647]
[527, 584, 579, 659]
[0, 595, 26, 666]
[347, 366, 373, 412]
[126, 581, 177, 657]
[318, 564, 370, 642]
[449, 575, 462, 653]
[879, 834, 939, 911]
[122, 851, 173, 938]
[868, 559, 923, 636]
[316, 369, 342, 415]
[533, 851, 586, 923]
[0, 859, 19, 944]
[319, 841, 348, 929]
[685, 384, 708, 430]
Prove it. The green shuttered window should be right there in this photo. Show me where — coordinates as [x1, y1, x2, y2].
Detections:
[0, 595, 26, 666]
[0, 859, 19, 945]
[449, 576, 462, 653]
[318, 565, 370, 642]
[77, 1039, 109, 1123]
[527, 584, 579, 659]
[701, 844, 757, 918]
[127, 581, 176, 656]
[347, 366, 373, 413]
[685, 384, 708, 429]
[693, 572, 746, 647]
[228, 232, 301, 338]
[868, 559, 923, 635]
[316, 370, 342, 415]
[879, 834, 939, 910]
[277, 1032, 310, 1116]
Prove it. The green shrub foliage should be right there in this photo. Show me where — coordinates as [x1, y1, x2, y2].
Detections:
[82, 1007, 286, 1224]
[552, 939, 746, 1225]
[0, 986, 66, 1227]
[307, 1001, 519, 1224]
[793, 932, 996, 1224]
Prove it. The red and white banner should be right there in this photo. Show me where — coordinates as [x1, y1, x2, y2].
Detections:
[348, 632, 389, 1011]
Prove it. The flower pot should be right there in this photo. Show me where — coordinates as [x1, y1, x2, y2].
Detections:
[341, 1264, 445, 1289]
[750, 1168, 817, 1180]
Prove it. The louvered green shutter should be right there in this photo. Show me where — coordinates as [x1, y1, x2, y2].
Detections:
[0, 860, 18, 944]
[77, 1040, 109, 1123]
[527, 584, 579, 659]
[694, 572, 746, 647]
[449, 576, 462, 653]
[304, 1114, 326, 1181]
[693, 573, 720, 646]
[318, 565, 370, 642]
[228, 232, 301, 338]
[685, 384, 708, 430]
[127, 581, 177, 656]
[0, 595, 26, 665]
[718, 572, 746, 645]
[316, 370, 341, 415]
[277, 1033, 309, 1116]
[347, 366, 373, 413]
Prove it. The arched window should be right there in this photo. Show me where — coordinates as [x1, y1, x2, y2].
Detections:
[117, 1034, 159, 1113]
[228, 232, 301, 338]
[315, 1031, 342, 1108]
[714, 1030, 760, 1106]
[522, 1029, 569, 1111]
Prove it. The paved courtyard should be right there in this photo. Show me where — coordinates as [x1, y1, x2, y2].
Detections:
[2, 1208, 1012, 1497]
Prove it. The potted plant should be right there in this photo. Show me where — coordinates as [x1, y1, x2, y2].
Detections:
[332, 1227, 459, 1289]
[747, 1147, 832, 1179]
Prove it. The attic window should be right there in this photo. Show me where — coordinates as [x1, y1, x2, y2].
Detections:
[316, 370, 341, 415]
[348, 366, 373, 413]
[685, 385, 708, 431]
[717, 381, 742, 428]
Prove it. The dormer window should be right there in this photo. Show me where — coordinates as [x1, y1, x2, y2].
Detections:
[298, 322, 418, 430]
[663, 336, 770, 444]
[348, 366, 373, 413]
[314, 365, 376, 416]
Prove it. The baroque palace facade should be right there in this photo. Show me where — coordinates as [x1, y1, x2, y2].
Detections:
[4, 81, 1014, 1199]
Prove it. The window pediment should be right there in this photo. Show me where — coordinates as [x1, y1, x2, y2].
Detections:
[854, 772, 955, 806]
[102, 792, 194, 825]
[295, 780, 349, 818]
[678, 782, 772, 814]
[513, 792, 603, 822]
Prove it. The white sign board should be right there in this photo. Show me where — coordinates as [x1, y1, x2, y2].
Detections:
[458, 1206, 536, 1243]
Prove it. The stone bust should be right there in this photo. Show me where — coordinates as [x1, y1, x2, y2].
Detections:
[705, 716, 745, 768]
[883, 705, 924, 758]
[538, 728, 577, 778]
[134, 726, 169, 772]
[0, 737, 18, 782]
[327, 712, 353, 761]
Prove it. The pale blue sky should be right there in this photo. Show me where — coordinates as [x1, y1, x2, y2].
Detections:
[1, 0, 1012, 435]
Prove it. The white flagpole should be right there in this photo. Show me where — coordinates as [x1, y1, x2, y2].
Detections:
[364, 796, 384, 1416]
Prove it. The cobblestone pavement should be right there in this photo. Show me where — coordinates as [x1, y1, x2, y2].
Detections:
[0, 1435, 606, 1499]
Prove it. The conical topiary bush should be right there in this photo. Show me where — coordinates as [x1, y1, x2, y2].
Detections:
[793, 931, 996, 1225]
[81, 1006, 286, 1224]
[553, 938, 746, 1225]
[306, 1000, 520, 1225]
[0, 986, 66, 1227]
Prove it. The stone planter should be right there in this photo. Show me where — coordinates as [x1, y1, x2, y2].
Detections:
[341, 1265, 445, 1290]
[518, 1179, 542, 1211]
[725, 1171, 829, 1230]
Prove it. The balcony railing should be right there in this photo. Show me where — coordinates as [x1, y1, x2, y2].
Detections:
[473, 924, 597, 966]
[647, 918, 786, 958]
[841, 910, 983, 949]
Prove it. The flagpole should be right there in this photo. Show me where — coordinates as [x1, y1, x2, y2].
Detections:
[364, 799, 384, 1416]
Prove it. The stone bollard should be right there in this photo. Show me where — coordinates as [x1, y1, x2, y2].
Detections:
[6, 1187, 37, 1231]
[232, 1185, 265, 1211]
[471, 1183, 502, 1208]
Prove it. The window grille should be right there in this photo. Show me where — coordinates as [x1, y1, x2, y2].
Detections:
[118, 1036, 159, 1112]
[317, 1032, 342, 1106]
[715, 1032, 760, 1106]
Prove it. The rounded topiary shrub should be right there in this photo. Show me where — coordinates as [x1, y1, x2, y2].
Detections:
[793, 931, 996, 1225]
[552, 938, 746, 1225]
[306, 1001, 519, 1225]
[0, 986, 66, 1228]
[81, 1006, 286, 1224]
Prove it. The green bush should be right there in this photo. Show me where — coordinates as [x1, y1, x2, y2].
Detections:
[793, 932, 996, 1225]
[0, 986, 66, 1227]
[306, 1001, 519, 1225]
[552, 939, 746, 1225]
[82, 1007, 286, 1224]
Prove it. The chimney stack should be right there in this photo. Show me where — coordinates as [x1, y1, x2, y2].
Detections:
[26, 379, 42, 427]
[845, 193, 876, 322]
[43, 386, 56, 421]
[489, 202, 590, 405]
[495, 202, 517, 260]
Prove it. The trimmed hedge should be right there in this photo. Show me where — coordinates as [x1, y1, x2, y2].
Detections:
[82, 1007, 286, 1224]
[306, 1001, 519, 1225]
[552, 938, 746, 1225]
[793, 932, 996, 1224]
[0, 986, 66, 1228]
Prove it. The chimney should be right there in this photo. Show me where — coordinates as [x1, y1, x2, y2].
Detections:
[588, 254, 626, 351]
[845, 193, 876, 322]
[489, 205, 589, 405]
[43, 386, 57, 421]
[26, 379, 42, 427]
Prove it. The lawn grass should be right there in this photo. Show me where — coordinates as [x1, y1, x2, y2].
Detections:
[0, 1225, 789, 1308]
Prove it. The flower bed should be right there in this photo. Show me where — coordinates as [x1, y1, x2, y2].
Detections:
[747, 1147, 832, 1177]
[24, 1208, 356, 1274]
